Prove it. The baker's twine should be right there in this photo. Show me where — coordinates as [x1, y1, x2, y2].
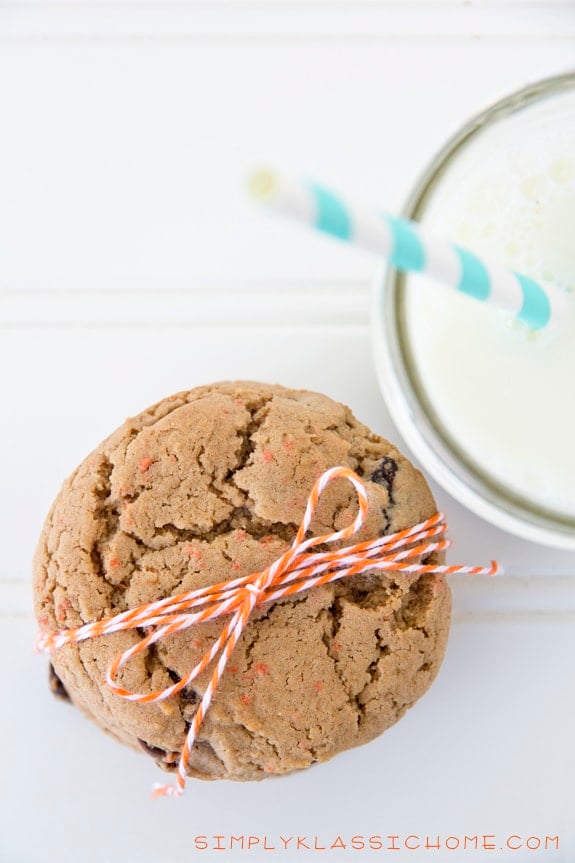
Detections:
[36, 466, 499, 798]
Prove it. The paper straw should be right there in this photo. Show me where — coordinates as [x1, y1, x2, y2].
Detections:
[249, 169, 561, 330]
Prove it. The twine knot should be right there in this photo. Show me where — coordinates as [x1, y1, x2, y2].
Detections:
[36, 465, 499, 798]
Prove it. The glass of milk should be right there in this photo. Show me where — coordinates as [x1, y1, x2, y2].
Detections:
[373, 72, 575, 549]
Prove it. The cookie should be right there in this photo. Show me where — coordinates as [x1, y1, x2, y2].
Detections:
[33, 381, 451, 782]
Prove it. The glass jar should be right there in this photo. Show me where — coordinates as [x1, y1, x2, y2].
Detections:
[372, 72, 575, 549]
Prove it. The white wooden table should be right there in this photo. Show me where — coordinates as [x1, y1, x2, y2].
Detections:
[1, 3, 574, 861]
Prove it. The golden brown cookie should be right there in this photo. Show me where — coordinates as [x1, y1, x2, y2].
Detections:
[33, 381, 451, 781]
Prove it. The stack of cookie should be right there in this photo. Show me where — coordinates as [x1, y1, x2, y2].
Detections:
[34, 382, 450, 782]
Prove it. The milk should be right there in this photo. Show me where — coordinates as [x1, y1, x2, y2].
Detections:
[402, 91, 575, 521]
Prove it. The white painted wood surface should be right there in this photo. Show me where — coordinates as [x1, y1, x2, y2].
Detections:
[1, 3, 573, 862]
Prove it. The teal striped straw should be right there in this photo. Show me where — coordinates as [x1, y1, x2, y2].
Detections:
[250, 170, 559, 330]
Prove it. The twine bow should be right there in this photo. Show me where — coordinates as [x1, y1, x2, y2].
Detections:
[36, 466, 499, 798]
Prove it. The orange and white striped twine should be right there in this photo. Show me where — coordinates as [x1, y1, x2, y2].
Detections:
[36, 466, 500, 798]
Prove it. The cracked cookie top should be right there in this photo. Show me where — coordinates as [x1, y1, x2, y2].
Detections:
[33, 381, 451, 782]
